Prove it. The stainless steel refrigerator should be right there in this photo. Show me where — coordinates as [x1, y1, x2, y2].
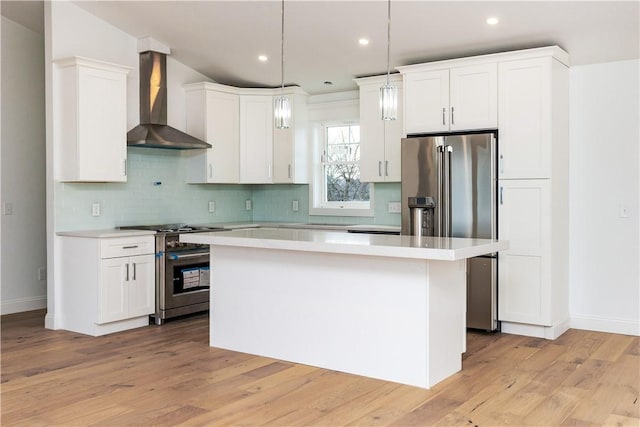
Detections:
[401, 131, 498, 331]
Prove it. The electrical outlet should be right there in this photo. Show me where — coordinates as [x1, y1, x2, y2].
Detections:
[3, 202, 13, 215]
[38, 267, 47, 281]
[91, 203, 101, 217]
[208, 201, 216, 213]
[388, 202, 401, 213]
[245, 199, 252, 211]
[292, 200, 299, 212]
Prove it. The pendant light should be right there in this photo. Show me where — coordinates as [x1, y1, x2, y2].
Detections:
[274, 0, 291, 129]
[380, 0, 397, 121]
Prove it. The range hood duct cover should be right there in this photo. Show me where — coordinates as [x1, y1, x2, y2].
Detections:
[127, 50, 211, 150]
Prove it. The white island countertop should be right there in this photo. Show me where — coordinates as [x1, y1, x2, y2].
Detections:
[181, 227, 508, 261]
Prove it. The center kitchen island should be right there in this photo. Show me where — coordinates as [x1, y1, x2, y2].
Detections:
[181, 228, 508, 389]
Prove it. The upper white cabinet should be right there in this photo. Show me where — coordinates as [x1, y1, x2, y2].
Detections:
[54, 57, 131, 182]
[356, 74, 404, 182]
[399, 62, 497, 134]
[240, 94, 274, 183]
[273, 88, 309, 184]
[183, 83, 308, 184]
[184, 83, 240, 183]
[498, 57, 568, 179]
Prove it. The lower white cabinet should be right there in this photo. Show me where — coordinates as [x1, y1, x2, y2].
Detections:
[59, 234, 155, 336]
[98, 253, 154, 324]
[498, 179, 569, 338]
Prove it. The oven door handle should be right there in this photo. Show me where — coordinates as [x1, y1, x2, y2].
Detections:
[168, 252, 209, 261]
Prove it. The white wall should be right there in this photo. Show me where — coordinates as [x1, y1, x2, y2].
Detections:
[1, 16, 47, 314]
[569, 59, 640, 336]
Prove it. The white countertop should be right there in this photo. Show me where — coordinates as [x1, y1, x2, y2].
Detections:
[181, 227, 508, 261]
[56, 229, 156, 238]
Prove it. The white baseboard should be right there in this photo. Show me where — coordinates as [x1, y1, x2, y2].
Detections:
[571, 314, 640, 336]
[1, 296, 46, 315]
[501, 318, 571, 340]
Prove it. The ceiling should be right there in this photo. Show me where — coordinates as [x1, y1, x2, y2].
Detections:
[2, 1, 639, 95]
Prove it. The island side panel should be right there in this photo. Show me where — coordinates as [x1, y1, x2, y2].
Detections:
[426, 259, 467, 387]
[209, 245, 466, 389]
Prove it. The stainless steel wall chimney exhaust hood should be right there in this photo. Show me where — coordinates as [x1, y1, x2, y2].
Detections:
[127, 49, 211, 150]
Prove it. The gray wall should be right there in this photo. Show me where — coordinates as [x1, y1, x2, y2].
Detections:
[1, 16, 47, 314]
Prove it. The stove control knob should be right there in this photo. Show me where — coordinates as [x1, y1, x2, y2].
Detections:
[166, 241, 176, 248]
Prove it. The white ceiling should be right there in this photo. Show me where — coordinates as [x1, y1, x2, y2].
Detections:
[3, 1, 639, 95]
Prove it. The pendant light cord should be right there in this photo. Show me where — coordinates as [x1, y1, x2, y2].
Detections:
[281, 0, 285, 93]
[386, 0, 391, 85]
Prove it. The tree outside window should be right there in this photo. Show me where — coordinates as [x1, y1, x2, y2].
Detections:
[322, 124, 370, 204]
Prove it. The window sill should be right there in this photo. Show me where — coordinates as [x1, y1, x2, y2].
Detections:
[309, 206, 374, 217]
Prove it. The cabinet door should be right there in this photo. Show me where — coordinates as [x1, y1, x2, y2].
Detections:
[498, 179, 551, 325]
[77, 66, 128, 182]
[98, 257, 128, 324]
[186, 89, 240, 183]
[449, 63, 497, 131]
[240, 95, 273, 183]
[498, 58, 551, 179]
[127, 254, 155, 318]
[403, 69, 449, 134]
[383, 83, 404, 182]
[207, 91, 240, 182]
[359, 84, 386, 182]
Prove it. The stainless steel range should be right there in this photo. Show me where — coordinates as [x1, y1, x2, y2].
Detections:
[119, 224, 223, 324]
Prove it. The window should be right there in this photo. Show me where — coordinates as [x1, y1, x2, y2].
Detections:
[310, 123, 373, 216]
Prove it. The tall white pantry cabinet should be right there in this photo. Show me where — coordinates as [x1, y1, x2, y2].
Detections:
[497, 49, 570, 339]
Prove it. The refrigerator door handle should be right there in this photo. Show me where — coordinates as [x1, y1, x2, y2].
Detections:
[436, 146, 444, 237]
[443, 145, 453, 237]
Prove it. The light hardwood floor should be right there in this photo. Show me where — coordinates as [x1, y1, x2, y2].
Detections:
[1, 310, 638, 426]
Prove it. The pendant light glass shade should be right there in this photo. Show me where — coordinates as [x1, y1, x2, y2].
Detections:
[275, 0, 291, 129]
[380, 83, 398, 120]
[380, 0, 397, 121]
[274, 95, 291, 129]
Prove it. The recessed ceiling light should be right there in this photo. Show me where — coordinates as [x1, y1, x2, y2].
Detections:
[258, 55, 268, 62]
[358, 38, 370, 46]
[486, 17, 499, 26]
[324, 81, 333, 85]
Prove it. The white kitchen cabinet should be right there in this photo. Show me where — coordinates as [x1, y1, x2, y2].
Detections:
[498, 57, 567, 179]
[184, 83, 240, 183]
[356, 75, 404, 182]
[495, 48, 569, 339]
[402, 69, 449, 134]
[240, 94, 274, 183]
[59, 233, 155, 336]
[273, 88, 309, 183]
[99, 253, 154, 324]
[498, 180, 550, 325]
[400, 62, 497, 134]
[54, 57, 131, 182]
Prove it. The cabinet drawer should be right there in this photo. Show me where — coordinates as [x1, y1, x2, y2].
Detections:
[100, 236, 155, 258]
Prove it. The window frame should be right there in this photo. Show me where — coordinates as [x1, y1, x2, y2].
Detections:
[309, 121, 374, 217]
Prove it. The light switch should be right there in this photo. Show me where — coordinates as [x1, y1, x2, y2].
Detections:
[91, 203, 101, 217]
[619, 204, 631, 218]
[292, 200, 299, 212]
[208, 201, 216, 213]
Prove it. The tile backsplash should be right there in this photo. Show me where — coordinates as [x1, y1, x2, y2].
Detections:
[55, 148, 252, 231]
[55, 148, 401, 231]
